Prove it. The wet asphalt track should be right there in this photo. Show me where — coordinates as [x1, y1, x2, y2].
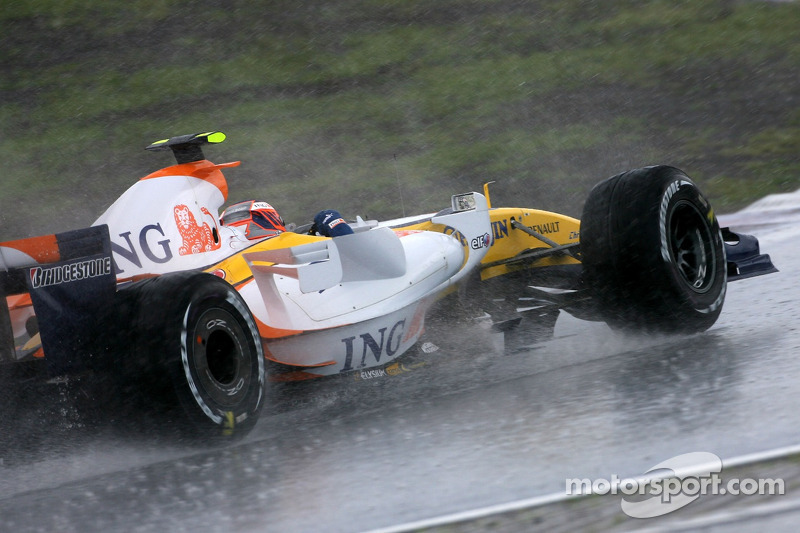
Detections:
[0, 193, 798, 533]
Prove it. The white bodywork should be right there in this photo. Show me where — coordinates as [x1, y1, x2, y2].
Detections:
[92, 169, 251, 277]
[91, 166, 492, 375]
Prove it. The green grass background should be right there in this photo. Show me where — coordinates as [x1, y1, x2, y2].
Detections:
[2, 0, 798, 238]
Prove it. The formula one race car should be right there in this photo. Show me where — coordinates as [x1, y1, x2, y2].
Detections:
[0, 132, 776, 439]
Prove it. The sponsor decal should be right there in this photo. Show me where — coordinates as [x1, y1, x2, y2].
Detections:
[29, 257, 113, 289]
[340, 319, 406, 373]
[110, 204, 225, 273]
[205, 318, 228, 330]
[471, 232, 491, 250]
[251, 201, 275, 211]
[659, 179, 690, 263]
[385, 363, 404, 376]
[530, 221, 560, 235]
[494, 218, 566, 240]
[658, 179, 724, 313]
[110, 224, 173, 273]
[386, 361, 426, 376]
[419, 341, 440, 354]
[492, 219, 509, 240]
[569, 230, 580, 240]
[328, 218, 346, 229]
[353, 361, 427, 381]
[174, 204, 221, 256]
[357, 369, 387, 380]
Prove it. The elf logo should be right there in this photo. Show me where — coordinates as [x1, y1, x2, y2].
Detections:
[471, 233, 491, 250]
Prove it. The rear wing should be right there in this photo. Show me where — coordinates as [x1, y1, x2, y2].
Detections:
[0, 225, 116, 371]
[146, 131, 227, 164]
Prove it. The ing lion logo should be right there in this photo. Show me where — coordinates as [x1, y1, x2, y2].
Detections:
[173, 204, 221, 255]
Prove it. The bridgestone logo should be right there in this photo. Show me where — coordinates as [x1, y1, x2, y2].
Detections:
[29, 257, 113, 289]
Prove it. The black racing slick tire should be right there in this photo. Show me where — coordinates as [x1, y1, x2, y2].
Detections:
[126, 272, 266, 440]
[580, 166, 726, 334]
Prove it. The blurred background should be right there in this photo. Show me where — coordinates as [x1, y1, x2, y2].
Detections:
[2, 0, 798, 238]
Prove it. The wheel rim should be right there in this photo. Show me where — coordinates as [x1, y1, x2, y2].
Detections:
[190, 307, 251, 407]
[206, 329, 238, 385]
[668, 200, 717, 293]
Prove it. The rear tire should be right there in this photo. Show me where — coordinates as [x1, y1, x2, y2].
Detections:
[124, 272, 266, 440]
[580, 166, 726, 333]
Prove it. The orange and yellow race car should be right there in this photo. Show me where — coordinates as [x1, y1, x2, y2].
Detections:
[0, 132, 775, 440]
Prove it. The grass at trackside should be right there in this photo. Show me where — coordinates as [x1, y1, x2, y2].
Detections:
[1, 0, 799, 238]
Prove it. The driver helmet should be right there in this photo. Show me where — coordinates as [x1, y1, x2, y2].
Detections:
[221, 200, 285, 240]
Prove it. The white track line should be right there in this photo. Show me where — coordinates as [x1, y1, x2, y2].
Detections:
[363, 444, 800, 533]
[633, 497, 800, 533]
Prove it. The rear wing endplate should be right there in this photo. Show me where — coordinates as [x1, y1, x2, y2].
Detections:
[0, 225, 116, 370]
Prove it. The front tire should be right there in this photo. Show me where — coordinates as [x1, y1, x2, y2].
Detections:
[580, 166, 726, 333]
